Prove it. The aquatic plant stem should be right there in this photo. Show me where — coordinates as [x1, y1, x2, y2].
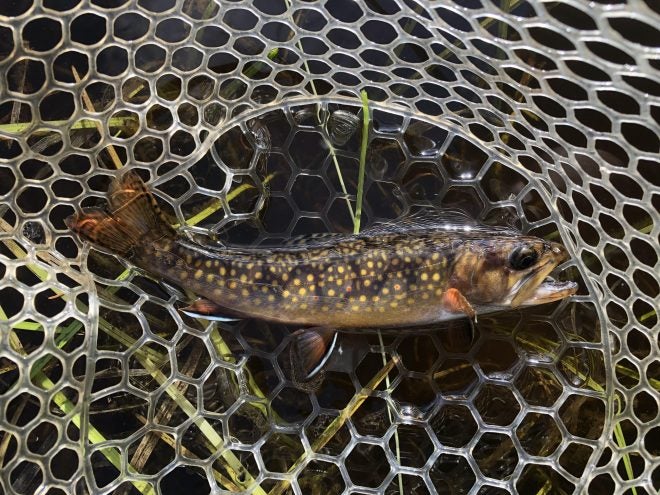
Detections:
[268, 356, 399, 495]
[0, 176, 276, 492]
[0, 305, 156, 495]
[282, 0, 355, 221]
[354, 90, 370, 234]
[72, 66, 123, 169]
[377, 331, 404, 495]
[517, 334, 638, 494]
[613, 395, 638, 495]
[353, 89, 400, 492]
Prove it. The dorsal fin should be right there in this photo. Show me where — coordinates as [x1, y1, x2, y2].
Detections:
[360, 209, 520, 237]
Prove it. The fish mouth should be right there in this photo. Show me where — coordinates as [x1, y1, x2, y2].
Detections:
[518, 277, 578, 306]
[510, 245, 576, 307]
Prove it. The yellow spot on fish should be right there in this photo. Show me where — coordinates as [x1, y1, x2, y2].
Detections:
[293, 278, 301, 286]
[298, 288, 307, 296]
[220, 267, 227, 276]
[382, 288, 390, 295]
[359, 295, 367, 302]
[433, 273, 440, 282]
[367, 261, 374, 268]
[282, 273, 289, 282]
[267, 295, 275, 302]
[352, 305, 360, 311]
[307, 274, 314, 282]
[228, 281, 237, 290]
[205, 260, 212, 268]
[255, 272, 263, 280]
[338, 266, 345, 274]
[240, 274, 247, 283]
[364, 279, 371, 287]
[432, 252, 440, 261]
[282, 290, 290, 298]
[390, 301, 398, 308]
[242, 289, 250, 297]
[421, 273, 428, 281]
[328, 289, 336, 297]
[206, 274, 214, 283]
[194, 269, 203, 279]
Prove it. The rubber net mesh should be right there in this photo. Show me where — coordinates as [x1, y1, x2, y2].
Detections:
[0, 1, 658, 494]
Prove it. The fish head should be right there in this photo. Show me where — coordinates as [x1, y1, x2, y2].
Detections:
[453, 236, 577, 309]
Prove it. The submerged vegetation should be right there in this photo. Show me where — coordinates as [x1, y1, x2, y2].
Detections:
[2, 92, 654, 494]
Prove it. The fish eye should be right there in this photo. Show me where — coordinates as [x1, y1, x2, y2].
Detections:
[509, 246, 538, 270]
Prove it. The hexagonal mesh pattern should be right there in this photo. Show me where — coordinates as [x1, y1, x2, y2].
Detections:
[0, 1, 657, 494]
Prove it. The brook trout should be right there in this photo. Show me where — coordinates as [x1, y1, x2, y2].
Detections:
[68, 171, 577, 376]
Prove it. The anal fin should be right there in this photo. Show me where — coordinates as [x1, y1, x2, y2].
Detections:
[180, 298, 241, 322]
[292, 327, 338, 379]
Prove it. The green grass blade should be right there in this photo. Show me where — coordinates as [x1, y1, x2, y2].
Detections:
[354, 90, 370, 234]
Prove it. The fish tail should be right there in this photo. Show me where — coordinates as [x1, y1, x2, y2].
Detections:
[67, 171, 175, 257]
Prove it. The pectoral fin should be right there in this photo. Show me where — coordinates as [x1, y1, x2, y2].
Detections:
[180, 299, 241, 322]
[442, 288, 476, 321]
[292, 327, 338, 379]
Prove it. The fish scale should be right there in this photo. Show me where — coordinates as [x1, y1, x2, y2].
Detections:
[140, 233, 457, 327]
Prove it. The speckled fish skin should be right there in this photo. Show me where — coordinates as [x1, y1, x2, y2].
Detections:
[67, 172, 577, 328]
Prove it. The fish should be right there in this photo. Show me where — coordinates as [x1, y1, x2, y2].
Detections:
[67, 171, 577, 377]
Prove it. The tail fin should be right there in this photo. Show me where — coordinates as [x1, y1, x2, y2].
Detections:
[67, 171, 175, 257]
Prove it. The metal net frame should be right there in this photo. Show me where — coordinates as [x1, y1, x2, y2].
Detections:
[0, 0, 657, 494]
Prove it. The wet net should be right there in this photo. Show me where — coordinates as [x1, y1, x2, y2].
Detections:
[0, 1, 658, 494]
